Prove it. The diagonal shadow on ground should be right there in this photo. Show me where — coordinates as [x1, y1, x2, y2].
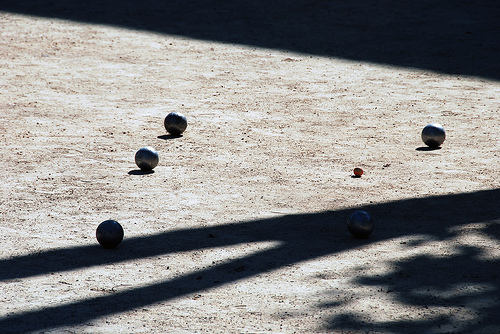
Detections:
[1, 0, 499, 80]
[0, 189, 499, 332]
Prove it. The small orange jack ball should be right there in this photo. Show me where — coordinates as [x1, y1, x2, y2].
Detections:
[354, 168, 364, 177]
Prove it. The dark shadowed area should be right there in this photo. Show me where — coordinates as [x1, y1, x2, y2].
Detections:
[1, 0, 499, 80]
[0, 189, 499, 333]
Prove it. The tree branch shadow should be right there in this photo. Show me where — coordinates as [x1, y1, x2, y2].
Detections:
[324, 244, 500, 333]
[0, 189, 498, 332]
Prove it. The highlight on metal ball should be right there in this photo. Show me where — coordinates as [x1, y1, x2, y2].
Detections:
[96, 220, 124, 249]
[347, 210, 374, 238]
[135, 146, 159, 171]
[164, 112, 187, 136]
[421, 123, 446, 148]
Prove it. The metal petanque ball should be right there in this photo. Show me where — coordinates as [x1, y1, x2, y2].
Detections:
[164, 112, 187, 136]
[421, 123, 446, 148]
[96, 220, 124, 248]
[135, 146, 159, 171]
[347, 210, 374, 238]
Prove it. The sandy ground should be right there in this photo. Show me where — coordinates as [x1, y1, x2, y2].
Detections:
[1, 5, 500, 334]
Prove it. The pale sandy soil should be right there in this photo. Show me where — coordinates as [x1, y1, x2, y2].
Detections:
[0, 3, 499, 333]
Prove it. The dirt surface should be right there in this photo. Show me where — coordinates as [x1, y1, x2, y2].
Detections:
[1, 8, 500, 334]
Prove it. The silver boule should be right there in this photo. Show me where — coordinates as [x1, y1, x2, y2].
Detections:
[421, 123, 445, 148]
[347, 210, 374, 238]
[135, 146, 159, 171]
[164, 112, 187, 136]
